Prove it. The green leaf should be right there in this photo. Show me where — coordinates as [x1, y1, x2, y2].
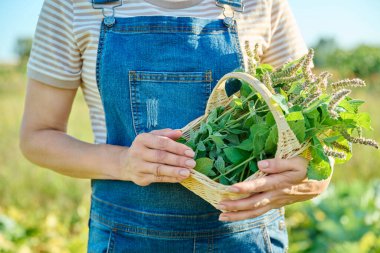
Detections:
[196, 141, 206, 152]
[240, 80, 254, 98]
[286, 112, 306, 142]
[303, 94, 329, 113]
[311, 137, 329, 162]
[236, 137, 253, 151]
[250, 123, 270, 154]
[176, 136, 187, 144]
[348, 99, 365, 113]
[265, 125, 278, 153]
[288, 120, 306, 143]
[214, 156, 226, 172]
[206, 109, 218, 123]
[194, 157, 214, 176]
[272, 94, 289, 114]
[356, 113, 371, 130]
[266, 113, 275, 126]
[256, 64, 274, 77]
[209, 135, 225, 148]
[228, 128, 247, 134]
[288, 83, 302, 95]
[289, 105, 303, 113]
[338, 99, 355, 113]
[231, 98, 243, 109]
[340, 112, 371, 130]
[286, 111, 304, 121]
[307, 159, 332, 181]
[223, 147, 250, 164]
[219, 175, 230, 185]
[225, 134, 240, 145]
[249, 160, 259, 173]
[304, 108, 320, 128]
[323, 135, 341, 143]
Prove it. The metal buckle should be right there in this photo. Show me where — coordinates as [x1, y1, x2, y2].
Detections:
[92, 0, 123, 27]
[216, 1, 244, 28]
[215, 1, 245, 13]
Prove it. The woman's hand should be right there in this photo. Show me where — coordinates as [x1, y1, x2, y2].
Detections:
[118, 129, 196, 186]
[217, 157, 331, 221]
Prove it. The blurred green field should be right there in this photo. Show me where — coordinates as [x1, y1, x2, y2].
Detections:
[0, 62, 379, 252]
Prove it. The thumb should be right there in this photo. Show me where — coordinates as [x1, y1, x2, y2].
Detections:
[258, 157, 308, 174]
[150, 128, 183, 140]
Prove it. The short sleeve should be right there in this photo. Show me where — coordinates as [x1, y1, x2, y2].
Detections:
[261, 0, 308, 68]
[27, 0, 82, 89]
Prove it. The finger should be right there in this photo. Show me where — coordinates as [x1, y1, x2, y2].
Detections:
[137, 133, 195, 158]
[141, 162, 191, 178]
[150, 128, 183, 140]
[218, 191, 274, 212]
[258, 157, 308, 174]
[142, 149, 196, 169]
[218, 205, 274, 222]
[227, 173, 290, 194]
[142, 173, 188, 184]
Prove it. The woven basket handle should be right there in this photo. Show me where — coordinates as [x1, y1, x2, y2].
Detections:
[206, 72, 302, 158]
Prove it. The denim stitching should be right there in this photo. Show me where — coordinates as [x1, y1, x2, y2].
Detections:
[210, 234, 214, 253]
[90, 210, 282, 239]
[96, 22, 106, 97]
[230, 28, 245, 70]
[106, 229, 115, 253]
[108, 25, 237, 35]
[92, 195, 220, 218]
[129, 71, 140, 136]
[262, 221, 275, 253]
[91, 212, 276, 234]
[132, 71, 213, 82]
[193, 236, 196, 253]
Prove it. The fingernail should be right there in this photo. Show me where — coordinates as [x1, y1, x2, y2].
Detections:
[184, 149, 195, 157]
[219, 215, 229, 221]
[216, 204, 226, 210]
[185, 159, 196, 168]
[179, 169, 190, 177]
[258, 160, 269, 169]
[227, 187, 240, 193]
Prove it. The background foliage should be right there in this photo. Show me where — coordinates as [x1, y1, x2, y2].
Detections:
[0, 39, 379, 252]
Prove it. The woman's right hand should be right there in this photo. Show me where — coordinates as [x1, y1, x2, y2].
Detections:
[118, 128, 196, 186]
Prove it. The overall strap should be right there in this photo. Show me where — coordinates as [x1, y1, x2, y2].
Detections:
[216, 0, 244, 12]
[92, 0, 244, 11]
[91, 0, 245, 27]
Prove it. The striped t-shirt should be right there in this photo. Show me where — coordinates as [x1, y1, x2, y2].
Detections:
[28, 0, 308, 144]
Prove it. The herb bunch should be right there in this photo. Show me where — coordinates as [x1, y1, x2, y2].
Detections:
[178, 42, 378, 185]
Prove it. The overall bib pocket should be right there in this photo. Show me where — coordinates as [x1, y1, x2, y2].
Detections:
[129, 70, 212, 135]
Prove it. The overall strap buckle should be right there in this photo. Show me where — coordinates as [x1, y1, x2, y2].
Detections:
[215, 0, 244, 27]
[92, 0, 123, 27]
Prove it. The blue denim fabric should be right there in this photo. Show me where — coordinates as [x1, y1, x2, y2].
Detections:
[88, 196, 288, 253]
[91, 11, 288, 253]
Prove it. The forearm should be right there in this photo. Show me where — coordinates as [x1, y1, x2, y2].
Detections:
[20, 129, 125, 180]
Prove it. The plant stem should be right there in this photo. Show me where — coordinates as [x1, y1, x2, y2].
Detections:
[212, 156, 256, 181]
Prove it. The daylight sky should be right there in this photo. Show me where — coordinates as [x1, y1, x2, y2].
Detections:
[0, 0, 379, 62]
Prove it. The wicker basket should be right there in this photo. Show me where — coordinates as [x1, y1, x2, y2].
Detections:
[179, 72, 307, 210]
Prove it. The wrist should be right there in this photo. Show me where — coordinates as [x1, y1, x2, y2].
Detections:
[98, 143, 129, 180]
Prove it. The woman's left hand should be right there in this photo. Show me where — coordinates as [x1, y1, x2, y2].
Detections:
[217, 156, 331, 222]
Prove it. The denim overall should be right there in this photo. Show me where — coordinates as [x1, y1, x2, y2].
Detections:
[88, 1, 288, 252]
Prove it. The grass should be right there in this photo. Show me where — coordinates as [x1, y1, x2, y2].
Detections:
[0, 64, 91, 252]
[0, 64, 379, 252]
